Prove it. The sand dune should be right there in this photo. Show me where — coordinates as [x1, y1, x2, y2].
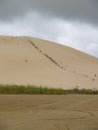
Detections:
[0, 36, 98, 89]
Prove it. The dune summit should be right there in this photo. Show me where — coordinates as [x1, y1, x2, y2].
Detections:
[0, 36, 98, 89]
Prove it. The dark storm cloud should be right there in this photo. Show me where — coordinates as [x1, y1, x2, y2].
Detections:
[0, 0, 98, 25]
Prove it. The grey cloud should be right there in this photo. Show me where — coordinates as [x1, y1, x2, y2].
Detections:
[0, 0, 98, 26]
[0, 0, 30, 21]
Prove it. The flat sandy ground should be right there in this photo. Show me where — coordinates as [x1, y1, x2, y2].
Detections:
[0, 95, 98, 130]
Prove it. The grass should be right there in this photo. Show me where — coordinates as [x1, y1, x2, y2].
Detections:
[0, 84, 97, 95]
[0, 84, 66, 95]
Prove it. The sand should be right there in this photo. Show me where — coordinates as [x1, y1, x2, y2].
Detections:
[0, 37, 98, 130]
[0, 36, 98, 89]
[0, 94, 98, 130]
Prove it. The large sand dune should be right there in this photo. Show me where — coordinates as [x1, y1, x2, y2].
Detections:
[0, 36, 98, 89]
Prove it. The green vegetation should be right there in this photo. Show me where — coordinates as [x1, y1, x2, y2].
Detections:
[0, 84, 66, 95]
[0, 84, 97, 95]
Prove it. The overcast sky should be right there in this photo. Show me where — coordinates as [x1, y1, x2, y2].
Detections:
[0, 0, 98, 57]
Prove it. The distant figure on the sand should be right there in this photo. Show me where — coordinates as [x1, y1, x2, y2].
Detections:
[93, 88, 96, 94]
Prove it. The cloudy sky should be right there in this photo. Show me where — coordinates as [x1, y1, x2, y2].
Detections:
[0, 0, 98, 57]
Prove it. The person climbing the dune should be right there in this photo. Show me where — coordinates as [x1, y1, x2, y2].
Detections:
[93, 88, 96, 94]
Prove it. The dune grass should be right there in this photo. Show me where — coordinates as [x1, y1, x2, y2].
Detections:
[0, 84, 97, 95]
[0, 84, 66, 95]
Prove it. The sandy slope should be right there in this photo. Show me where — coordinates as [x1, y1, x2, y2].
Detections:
[0, 36, 98, 89]
[0, 95, 98, 130]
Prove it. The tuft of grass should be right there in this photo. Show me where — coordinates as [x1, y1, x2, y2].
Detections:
[0, 84, 97, 95]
